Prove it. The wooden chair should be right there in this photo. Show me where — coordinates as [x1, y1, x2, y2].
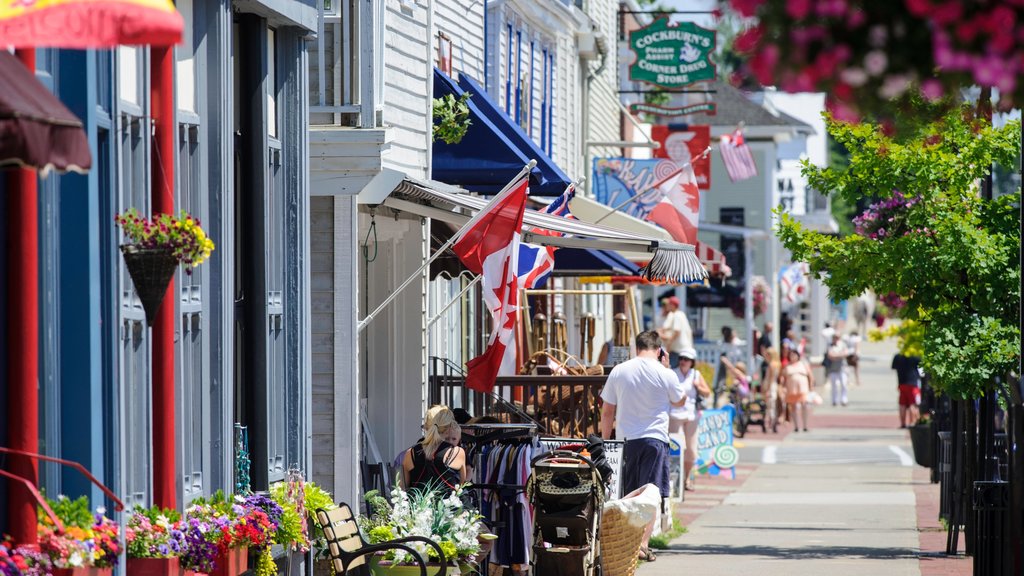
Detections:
[316, 503, 448, 576]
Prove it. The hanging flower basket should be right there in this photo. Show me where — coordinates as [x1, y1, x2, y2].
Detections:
[121, 244, 179, 326]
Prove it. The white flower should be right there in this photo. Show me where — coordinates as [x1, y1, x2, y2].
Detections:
[864, 51, 887, 76]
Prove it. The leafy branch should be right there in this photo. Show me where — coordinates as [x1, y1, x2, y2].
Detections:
[432, 92, 472, 145]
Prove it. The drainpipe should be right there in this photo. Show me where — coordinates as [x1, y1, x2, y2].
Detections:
[150, 44, 177, 510]
[6, 47, 39, 546]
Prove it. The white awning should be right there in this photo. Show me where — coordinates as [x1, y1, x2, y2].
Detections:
[373, 175, 708, 284]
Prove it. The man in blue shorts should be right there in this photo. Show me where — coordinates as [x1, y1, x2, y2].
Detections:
[600, 330, 686, 559]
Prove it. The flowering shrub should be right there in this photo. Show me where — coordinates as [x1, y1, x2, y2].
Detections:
[268, 469, 316, 553]
[0, 539, 51, 576]
[115, 208, 215, 273]
[37, 495, 121, 569]
[361, 483, 482, 566]
[125, 507, 185, 559]
[852, 193, 923, 240]
[725, 0, 1024, 119]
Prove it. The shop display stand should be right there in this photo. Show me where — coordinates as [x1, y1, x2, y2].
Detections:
[463, 423, 538, 576]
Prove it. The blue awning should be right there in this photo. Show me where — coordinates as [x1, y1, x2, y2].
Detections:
[432, 69, 573, 197]
[554, 248, 640, 275]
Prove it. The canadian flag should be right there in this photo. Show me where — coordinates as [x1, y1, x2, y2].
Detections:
[451, 176, 529, 392]
[645, 164, 701, 244]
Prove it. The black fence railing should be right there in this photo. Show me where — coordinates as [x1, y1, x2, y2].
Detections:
[933, 377, 1023, 576]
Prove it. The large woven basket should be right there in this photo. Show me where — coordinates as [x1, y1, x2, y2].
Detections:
[599, 506, 645, 576]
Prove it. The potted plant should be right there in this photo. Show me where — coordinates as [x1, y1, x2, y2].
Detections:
[180, 491, 242, 576]
[292, 481, 336, 576]
[37, 495, 121, 576]
[360, 484, 486, 576]
[1, 538, 52, 576]
[909, 413, 934, 468]
[124, 506, 190, 576]
[115, 209, 215, 325]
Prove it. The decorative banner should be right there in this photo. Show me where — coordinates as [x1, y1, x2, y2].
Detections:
[694, 406, 737, 479]
[652, 125, 711, 190]
[628, 18, 716, 89]
[0, 0, 184, 48]
[629, 102, 717, 117]
[592, 157, 693, 220]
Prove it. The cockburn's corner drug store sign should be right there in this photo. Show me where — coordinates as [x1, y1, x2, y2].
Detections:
[628, 18, 716, 88]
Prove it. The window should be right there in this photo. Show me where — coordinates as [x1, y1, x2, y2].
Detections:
[178, 121, 209, 501]
[546, 51, 554, 156]
[118, 110, 152, 507]
[176, 0, 196, 112]
[266, 141, 287, 481]
[118, 46, 141, 108]
[268, 28, 277, 138]
[505, 24, 513, 115]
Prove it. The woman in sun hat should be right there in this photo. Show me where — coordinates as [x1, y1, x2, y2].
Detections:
[670, 347, 712, 491]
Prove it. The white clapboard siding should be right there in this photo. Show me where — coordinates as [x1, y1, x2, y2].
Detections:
[383, 0, 430, 179]
[584, 0, 621, 166]
[434, 0, 485, 80]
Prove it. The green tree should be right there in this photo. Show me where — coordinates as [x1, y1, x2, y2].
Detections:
[775, 104, 1021, 399]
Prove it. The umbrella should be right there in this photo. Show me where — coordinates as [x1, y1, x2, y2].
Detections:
[0, 0, 183, 48]
[0, 50, 90, 174]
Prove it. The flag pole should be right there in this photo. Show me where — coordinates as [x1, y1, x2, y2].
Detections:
[358, 160, 537, 333]
[593, 146, 712, 225]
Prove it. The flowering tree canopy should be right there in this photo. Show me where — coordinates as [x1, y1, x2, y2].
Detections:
[726, 0, 1024, 119]
[776, 105, 1021, 399]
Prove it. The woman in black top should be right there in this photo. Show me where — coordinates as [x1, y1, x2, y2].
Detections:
[401, 405, 467, 494]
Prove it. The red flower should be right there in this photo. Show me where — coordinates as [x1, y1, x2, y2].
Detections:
[733, 25, 762, 54]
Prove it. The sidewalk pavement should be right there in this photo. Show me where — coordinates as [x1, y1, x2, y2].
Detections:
[635, 335, 970, 576]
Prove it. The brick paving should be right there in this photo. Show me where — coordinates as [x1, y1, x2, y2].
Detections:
[913, 465, 971, 576]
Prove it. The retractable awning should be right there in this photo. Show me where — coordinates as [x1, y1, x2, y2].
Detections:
[374, 176, 707, 284]
[567, 194, 732, 277]
[553, 248, 640, 276]
[432, 69, 572, 197]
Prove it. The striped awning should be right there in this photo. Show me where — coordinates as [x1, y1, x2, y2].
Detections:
[696, 240, 732, 278]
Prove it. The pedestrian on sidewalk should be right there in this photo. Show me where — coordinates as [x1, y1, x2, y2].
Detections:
[670, 347, 712, 491]
[600, 330, 687, 561]
[845, 330, 862, 386]
[826, 333, 850, 406]
[781, 348, 814, 432]
[656, 296, 692, 369]
[892, 352, 922, 428]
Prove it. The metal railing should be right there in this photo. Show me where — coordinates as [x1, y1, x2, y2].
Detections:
[308, 0, 382, 127]
[429, 357, 607, 438]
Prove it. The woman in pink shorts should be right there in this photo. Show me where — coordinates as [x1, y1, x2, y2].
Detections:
[781, 349, 815, 432]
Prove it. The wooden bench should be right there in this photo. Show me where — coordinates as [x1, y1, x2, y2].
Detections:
[316, 503, 447, 576]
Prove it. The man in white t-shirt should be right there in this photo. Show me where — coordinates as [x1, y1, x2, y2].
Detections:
[600, 330, 685, 557]
[657, 296, 693, 369]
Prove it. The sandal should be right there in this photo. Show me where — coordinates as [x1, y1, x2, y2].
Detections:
[638, 547, 657, 562]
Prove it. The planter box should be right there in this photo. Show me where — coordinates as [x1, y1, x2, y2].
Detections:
[211, 547, 248, 576]
[52, 568, 113, 576]
[126, 557, 199, 576]
[909, 422, 934, 468]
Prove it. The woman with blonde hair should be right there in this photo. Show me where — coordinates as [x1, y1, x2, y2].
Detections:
[401, 405, 467, 493]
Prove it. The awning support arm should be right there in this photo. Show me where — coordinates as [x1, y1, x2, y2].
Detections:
[358, 161, 536, 333]
[427, 275, 481, 329]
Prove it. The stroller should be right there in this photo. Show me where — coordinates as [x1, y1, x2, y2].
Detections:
[528, 450, 604, 576]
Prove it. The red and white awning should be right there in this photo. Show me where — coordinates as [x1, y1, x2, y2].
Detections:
[696, 241, 731, 277]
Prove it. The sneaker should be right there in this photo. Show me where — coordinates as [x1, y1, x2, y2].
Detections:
[803, 428, 809, 432]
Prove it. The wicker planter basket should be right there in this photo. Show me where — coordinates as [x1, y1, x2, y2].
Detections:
[599, 506, 645, 576]
[121, 244, 178, 325]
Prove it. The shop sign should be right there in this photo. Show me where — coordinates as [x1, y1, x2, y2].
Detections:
[652, 125, 711, 190]
[540, 437, 623, 499]
[629, 102, 717, 117]
[694, 406, 738, 479]
[628, 18, 716, 88]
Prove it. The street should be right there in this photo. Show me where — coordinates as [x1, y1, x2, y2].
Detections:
[638, 334, 967, 576]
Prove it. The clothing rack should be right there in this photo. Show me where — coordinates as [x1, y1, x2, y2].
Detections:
[463, 422, 543, 574]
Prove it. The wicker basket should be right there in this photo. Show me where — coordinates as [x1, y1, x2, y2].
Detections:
[599, 506, 645, 576]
